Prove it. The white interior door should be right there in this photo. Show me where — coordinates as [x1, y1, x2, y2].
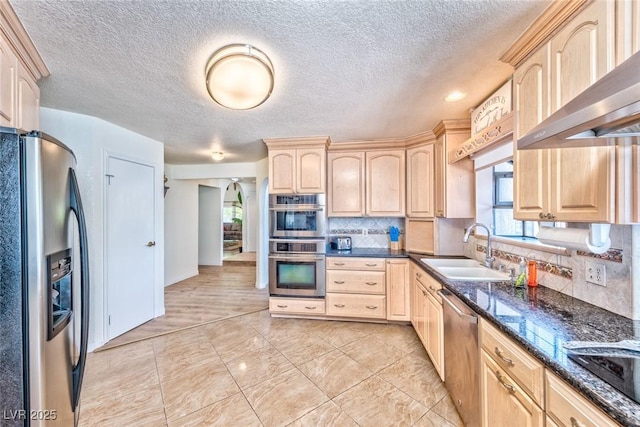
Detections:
[106, 156, 155, 339]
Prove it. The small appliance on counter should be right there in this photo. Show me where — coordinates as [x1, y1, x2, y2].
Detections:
[330, 235, 352, 251]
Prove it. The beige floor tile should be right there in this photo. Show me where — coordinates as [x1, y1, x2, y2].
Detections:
[298, 349, 372, 398]
[79, 383, 166, 427]
[333, 375, 428, 427]
[272, 332, 335, 366]
[413, 410, 459, 427]
[310, 320, 381, 347]
[339, 334, 406, 372]
[224, 344, 294, 389]
[82, 354, 159, 403]
[160, 355, 240, 421]
[287, 400, 358, 427]
[203, 319, 270, 360]
[86, 339, 155, 377]
[167, 392, 261, 427]
[431, 396, 464, 427]
[370, 323, 424, 354]
[378, 352, 448, 409]
[243, 368, 328, 427]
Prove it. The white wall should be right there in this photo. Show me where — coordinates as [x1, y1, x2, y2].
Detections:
[40, 107, 165, 351]
[198, 185, 222, 265]
[164, 179, 199, 285]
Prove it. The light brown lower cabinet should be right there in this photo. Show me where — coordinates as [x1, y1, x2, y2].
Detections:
[480, 349, 544, 427]
[325, 293, 386, 319]
[386, 259, 410, 321]
[269, 297, 325, 315]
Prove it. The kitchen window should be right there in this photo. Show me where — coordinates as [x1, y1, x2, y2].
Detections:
[491, 161, 538, 238]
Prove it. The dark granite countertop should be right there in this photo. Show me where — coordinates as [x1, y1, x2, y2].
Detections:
[409, 253, 640, 427]
[326, 248, 408, 258]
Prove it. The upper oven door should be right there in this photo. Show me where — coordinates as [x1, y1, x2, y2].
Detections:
[269, 206, 326, 237]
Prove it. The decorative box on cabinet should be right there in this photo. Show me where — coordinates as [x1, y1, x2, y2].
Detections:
[264, 136, 329, 194]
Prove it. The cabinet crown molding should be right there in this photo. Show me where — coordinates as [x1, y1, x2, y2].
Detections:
[432, 119, 471, 137]
[500, 0, 592, 68]
[0, 0, 49, 80]
[263, 136, 330, 150]
[405, 130, 436, 148]
[327, 137, 406, 152]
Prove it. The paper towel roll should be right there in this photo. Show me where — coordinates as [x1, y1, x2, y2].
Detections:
[537, 226, 611, 254]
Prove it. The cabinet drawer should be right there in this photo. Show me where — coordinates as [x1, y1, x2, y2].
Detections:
[326, 293, 386, 318]
[269, 297, 325, 315]
[415, 269, 442, 302]
[546, 371, 619, 427]
[326, 257, 385, 270]
[326, 270, 385, 294]
[480, 319, 544, 406]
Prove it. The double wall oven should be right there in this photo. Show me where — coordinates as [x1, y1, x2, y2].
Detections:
[269, 194, 326, 298]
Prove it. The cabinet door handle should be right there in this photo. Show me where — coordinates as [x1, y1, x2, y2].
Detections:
[570, 417, 586, 427]
[334, 262, 345, 266]
[365, 282, 377, 286]
[334, 304, 345, 308]
[494, 347, 515, 366]
[334, 280, 345, 284]
[277, 304, 288, 308]
[429, 285, 437, 292]
[422, 291, 428, 296]
[416, 273, 422, 278]
[365, 305, 378, 310]
[538, 212, 545, 219]
[365, 263, 378, 267]
[495, 371, 516, 394]
[546, 213, 556, 220]
[305, 306, 317, 310]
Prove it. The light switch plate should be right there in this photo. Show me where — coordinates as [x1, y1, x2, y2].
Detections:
[585, 261, 606, 286]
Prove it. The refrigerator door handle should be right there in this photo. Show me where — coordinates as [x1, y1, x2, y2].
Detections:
[69, 168, 90, 409]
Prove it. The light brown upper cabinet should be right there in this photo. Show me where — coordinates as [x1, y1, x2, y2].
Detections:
[264, 137, 329, 194]
[511, 0, 616, 222]
[433, 120, 474, 219]
[406, 143, 435, 217]
[0, 6, 46, 132]
[327, 142, 405, 217]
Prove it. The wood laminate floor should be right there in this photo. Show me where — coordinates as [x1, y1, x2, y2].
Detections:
[79, 310, 464, 427]
[99, 263, 267, 350]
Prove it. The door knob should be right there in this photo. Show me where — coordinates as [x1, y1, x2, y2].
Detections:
[146, 241, 156, 247]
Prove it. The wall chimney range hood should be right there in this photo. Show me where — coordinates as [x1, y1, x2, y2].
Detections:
[518, 50, 640, 150]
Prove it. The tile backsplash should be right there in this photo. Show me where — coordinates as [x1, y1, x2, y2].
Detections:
[464, 224, 638, 319]
[328, 217, 404, 248]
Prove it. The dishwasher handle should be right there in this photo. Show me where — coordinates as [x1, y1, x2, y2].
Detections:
[437, 289, 478, 324]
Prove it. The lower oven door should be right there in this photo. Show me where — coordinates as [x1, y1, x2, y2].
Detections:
[269, 254, 326, 297]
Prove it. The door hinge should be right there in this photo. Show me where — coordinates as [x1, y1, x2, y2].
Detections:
[105, 174, 115, 185]
[108, 315, 111, 325]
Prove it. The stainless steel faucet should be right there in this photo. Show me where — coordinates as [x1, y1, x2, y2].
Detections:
[463, 223, 494, 268]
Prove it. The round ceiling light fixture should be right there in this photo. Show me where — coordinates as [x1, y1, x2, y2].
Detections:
[211, 151, 225, 161]
[444, 90, 467, 102]
[205, 44, 274, 110]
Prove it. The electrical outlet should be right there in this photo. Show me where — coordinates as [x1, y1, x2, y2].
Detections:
[585, 261, 606, 286]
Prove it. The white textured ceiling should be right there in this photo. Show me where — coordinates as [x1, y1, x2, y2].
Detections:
[11, 0, 549, 165]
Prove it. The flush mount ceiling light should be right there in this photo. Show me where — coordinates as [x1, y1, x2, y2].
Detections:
[444, 91, 467, 102]
[211, 151, 225, 161]
[205, 44, 274, 110]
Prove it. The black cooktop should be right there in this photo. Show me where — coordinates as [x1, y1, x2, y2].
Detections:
[568, 352, 639, 404]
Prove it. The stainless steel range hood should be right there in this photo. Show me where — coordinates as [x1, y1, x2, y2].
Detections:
[518, 50, 640, 150]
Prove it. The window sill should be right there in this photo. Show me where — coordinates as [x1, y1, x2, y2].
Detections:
[475, 234, 570, 256]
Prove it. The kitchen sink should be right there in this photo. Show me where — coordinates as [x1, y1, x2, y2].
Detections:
[420, 258, 482, 268]
[420, 258, 510, 281]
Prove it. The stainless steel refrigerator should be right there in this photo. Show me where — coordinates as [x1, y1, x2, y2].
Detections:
[0, 128, 90, 426]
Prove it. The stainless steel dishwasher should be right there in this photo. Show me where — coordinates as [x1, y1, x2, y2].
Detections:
[438, 289, 480, 427]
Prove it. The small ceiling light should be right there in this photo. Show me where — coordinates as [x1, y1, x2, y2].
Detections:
[205, 44, 274, 110]
[211, 151, 225, 161]
[444, 91, 467, 102]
